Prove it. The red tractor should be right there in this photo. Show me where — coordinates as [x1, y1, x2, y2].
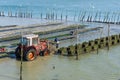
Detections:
[15, 34, 55, 61]
[0, 47, 6, 53]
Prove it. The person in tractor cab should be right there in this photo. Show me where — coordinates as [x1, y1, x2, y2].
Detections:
[54, 37, 59, 48]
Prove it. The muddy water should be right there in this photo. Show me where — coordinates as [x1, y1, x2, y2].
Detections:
[0, 45, 120, 80]
[0, 22, 120, 80]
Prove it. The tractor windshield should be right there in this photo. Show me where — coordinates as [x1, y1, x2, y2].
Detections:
[20, 38, 30, 46]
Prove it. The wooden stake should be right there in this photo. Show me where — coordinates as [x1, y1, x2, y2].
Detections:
[60, 13, 62, 21]
[74, 11, 76, 21]
[113, 12, 117, 24]
[79, 11, 83, 21]
[94, 11, 98, 22]
[110, 12, 114, 23]
[81, 11, 86, 22]
[55, 13, 57, 20]
[66, 15, 67, 22]
[20, 39, 23, 80]
[116, 13, 120, 24]
[40, 13, 42, 19]
[98, 12, 101, 22]
[106, 12, 110, 22]
[107, 23, 110, 50]
[103, 12, 107, 22]
[78, 12, 81, 22]
[90, 15, 92, 22]
[76, 26, 78, 60]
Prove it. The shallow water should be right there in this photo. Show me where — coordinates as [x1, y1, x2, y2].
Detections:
[0, 45, 120, 80]
[0, 17, 120, 80]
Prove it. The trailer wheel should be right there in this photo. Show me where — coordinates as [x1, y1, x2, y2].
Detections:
[25, 49, 37, 61]
[40, 49, 50, 56]
[44, 49, 50, 56]
[15, 47, 21, 59]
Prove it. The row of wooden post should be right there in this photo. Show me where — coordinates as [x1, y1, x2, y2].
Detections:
[0, 11, 32, 18]
[0, 11, 120, 24]
[58, 34, 120, 58]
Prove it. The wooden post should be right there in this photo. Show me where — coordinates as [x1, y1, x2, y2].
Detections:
[66, 15, 68, 22]
[47, 13, 49, 19]
[116, 13, 120, 24]
[87, 14, 90, 22]
[81, 11, 86, 22]
[107, 23, 110, 50]
[40, 13, 42, 19]
[110, 12, 114, 23]
[8, 12, 10, 17]
[80, 11, 84, 21]
[78, 11, 82, 21]
[20, 38, 23, 80]
[90, 12, 93, 22]
[76, 26, 79, 60]
[65, 10, 68, 22]
[94, 12, 98, 22]
[25, 12, 27, 18]
[30, 12, 33, 18]
[46, 13, 47, 19]
[18, 12, 20, 17]
[2, 11, 4, 16]
[106, 12, 110, 23]
[74, 11, 76, 21]
[55, 13, 57, 20]
[113, 12, 117, 24]
[28, 12, 30, 18]
[106, 12, 108, 22]
[61, 13, 62, 21]
[98, 12, 101, 22]
[53, 12, 54, 20]
[50, 13, 52, 20]
[15, 12, 17, 17]
[51, 13, 53, 20]
[26, 12, 28, 18]
[103, 12, 106, 22]
[90, 16, 92, 22]
[87, 11, 91, 22]
[48, 13, 49, 20]
[8, 11, 12, 17]
[78, 12, 81, 22]
[97, 47, 99, 54]
[23, 13, 25, 18]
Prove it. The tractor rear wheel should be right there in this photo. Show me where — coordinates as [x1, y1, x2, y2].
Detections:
[25, 49, 37, 61]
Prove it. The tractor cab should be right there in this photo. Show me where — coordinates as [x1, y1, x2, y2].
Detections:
[20, 34, 39, 46]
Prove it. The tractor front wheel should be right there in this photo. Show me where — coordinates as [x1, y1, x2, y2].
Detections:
[25, 49, 37, 61]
